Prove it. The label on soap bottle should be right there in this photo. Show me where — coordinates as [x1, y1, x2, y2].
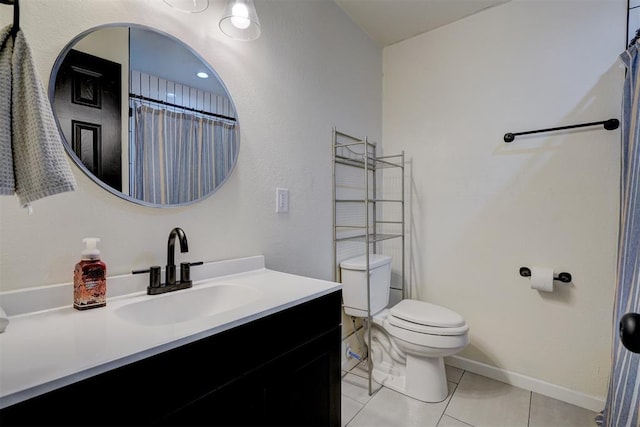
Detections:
[73, 260, 107, 310]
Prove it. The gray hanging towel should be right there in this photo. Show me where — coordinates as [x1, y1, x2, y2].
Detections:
[0, 25, 14, 195]
[10, 27, 76, 207]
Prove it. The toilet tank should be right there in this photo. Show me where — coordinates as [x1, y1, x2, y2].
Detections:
[340, 254, 392, 318]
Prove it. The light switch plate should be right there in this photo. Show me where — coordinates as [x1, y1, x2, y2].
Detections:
[276, 188, 289, 213]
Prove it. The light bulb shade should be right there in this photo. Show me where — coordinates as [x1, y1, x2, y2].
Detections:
[219, 0, 261, 41]
[163, 0, 209, 13]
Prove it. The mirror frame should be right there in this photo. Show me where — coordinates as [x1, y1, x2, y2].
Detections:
[48, 23, 240, 208]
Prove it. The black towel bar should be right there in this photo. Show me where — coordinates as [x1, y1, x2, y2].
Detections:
[504, 118, 619, 143]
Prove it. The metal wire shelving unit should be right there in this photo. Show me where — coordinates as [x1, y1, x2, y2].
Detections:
[332, 127, 405, 396]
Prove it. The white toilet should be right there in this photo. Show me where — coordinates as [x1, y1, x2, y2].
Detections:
[340, 254, 469, 403]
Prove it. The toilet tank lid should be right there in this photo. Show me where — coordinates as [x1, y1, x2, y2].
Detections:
[390, 299, 466, 328]
[340, 254, 392, 270]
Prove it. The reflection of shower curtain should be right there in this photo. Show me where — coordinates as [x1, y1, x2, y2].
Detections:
[132, 104, 237, 204]
[601, 39, 640, 427]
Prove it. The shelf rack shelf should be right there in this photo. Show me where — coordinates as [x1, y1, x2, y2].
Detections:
[332, 127, 405, 397]
[335, 233, 403, 243]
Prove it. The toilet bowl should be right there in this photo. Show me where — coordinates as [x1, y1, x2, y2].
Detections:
[369, 300, 469, 402]
[340, 254, 469, 403]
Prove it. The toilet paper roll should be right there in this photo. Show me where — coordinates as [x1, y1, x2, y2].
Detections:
[530, 266, 554, 292]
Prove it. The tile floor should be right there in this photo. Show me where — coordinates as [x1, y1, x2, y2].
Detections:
[341, 363, 599, 427]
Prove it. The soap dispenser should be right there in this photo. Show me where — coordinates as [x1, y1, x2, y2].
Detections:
[73, 238, 107, 310]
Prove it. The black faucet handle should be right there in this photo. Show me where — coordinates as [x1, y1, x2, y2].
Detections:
[132, 265, 163, 289]
[149, 266, 162, 288]
[137, 264, 177, 286]
[180, 262, 191, 285]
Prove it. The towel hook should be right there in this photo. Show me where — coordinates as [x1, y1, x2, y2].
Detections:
[0, 0, 19, 38]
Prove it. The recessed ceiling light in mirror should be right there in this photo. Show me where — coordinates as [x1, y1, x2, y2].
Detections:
[196, 71, 209, 79]
[163, 0, 209, 13]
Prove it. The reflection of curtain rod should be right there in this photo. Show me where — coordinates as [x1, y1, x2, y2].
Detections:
[503, 118, 619, 143]
[129, 93, 237, 122]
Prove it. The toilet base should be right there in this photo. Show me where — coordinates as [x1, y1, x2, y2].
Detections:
[365, 306, 467, 403]
[372, 353, 449, 403]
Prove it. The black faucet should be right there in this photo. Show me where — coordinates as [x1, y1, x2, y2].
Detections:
[166, 227, 188, 286]
[131, 227, 203, 295]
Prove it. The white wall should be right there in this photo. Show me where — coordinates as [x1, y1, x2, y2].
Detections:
[383, 0, 624, 402]
[0, 0, 381, 290]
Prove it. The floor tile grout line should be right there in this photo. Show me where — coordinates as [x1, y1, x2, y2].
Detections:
[441, 414, 475, 427]
[438, 371, 465, 424]
[341, 365, 382, 408]
[436, 382, 458, 426]
[342, 394, 365, 427]
[344, 387, 376, 427]
[344, 404, 362, 427]
[437, 370, 467, 426]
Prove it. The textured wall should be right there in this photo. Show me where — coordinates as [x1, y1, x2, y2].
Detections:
[383, 0, 624, 403]
[0, 0, 382, 291]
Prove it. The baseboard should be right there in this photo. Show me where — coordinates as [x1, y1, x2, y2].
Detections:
[446, 355, 605, 413]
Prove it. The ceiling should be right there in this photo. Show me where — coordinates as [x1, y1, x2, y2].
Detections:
[333, 0, 510, 47]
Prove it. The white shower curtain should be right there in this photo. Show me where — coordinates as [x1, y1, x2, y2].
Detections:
[132, 103, 237, 204]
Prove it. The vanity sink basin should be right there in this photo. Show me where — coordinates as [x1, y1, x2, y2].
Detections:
[114, 283, 263, 326]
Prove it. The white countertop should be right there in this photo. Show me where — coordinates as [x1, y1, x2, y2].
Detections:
[0, 256, 341, 409]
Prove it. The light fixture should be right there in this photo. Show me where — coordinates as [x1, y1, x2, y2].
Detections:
[219, 0, 261, 41]
[163, 0, 209, 13]
[196, 71, 209, 79]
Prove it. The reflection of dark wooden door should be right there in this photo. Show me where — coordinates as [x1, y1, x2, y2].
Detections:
[54, 49, 122, 191]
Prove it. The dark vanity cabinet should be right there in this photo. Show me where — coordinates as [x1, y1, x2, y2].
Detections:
[0, 291, 342, 426]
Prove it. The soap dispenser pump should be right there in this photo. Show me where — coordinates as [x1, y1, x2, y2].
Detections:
[73, 238, 107, 310]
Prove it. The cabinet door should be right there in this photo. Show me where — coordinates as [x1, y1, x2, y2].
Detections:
[163, 326, 341, 427]
[160, 374, 264, 426]
[262, 326, 341, 426]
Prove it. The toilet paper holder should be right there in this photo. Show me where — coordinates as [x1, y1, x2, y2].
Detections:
[519, 267, 572, 283]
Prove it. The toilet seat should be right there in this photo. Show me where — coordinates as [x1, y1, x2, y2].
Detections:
[375, 310, 468, 349]
[388, 315, 469, 336]
[388, 299, 468, 336]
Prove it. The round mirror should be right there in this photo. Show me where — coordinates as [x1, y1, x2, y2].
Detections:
[49, 24, 239, 207]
